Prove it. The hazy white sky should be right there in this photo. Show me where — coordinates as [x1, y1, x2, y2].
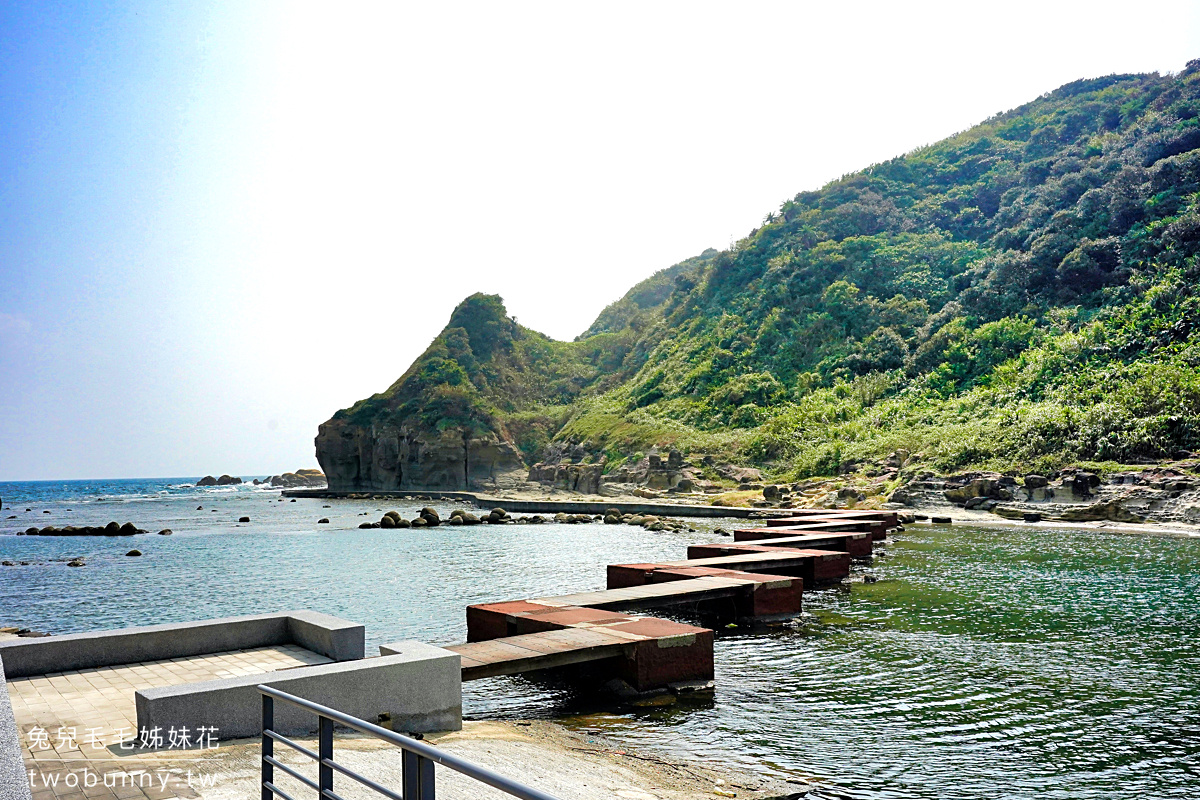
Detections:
[1, 1, 1197, 480]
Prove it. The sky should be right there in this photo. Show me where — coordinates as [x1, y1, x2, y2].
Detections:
[0, 1, 1197, 481]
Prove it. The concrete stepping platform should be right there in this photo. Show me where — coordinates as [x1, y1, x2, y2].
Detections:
[610, 547, 851, 588]
[450, 628, 635, 680]
[457, 603, 715, 690]
[760, 519, 889, 540]
[449, 508, 893, 692]
[731, 528, 876, 557]
[764, 510, 898, 540]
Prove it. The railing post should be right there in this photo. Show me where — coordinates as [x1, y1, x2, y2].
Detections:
[318, 715, 334, 799]
[403, 750, 435, 800]
[261, 694, 274, 800]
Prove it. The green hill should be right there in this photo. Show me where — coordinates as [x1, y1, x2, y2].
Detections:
[317, 64, 1200, 490]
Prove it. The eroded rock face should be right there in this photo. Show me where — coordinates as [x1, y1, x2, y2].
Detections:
[602, 447, 702, 493]
[315, 419, 526, 491]
[527, 462, 603, 494]
[526, 441, 605, 493]
[942, 473, 1016, 504]
[1059, 499, 1146, 523]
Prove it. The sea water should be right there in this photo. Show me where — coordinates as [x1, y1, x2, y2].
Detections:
[2, 478, 1198, 799]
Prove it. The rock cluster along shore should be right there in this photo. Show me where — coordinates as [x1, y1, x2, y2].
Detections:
[259, 468, 326, 488]
[890, 462, 1200, 525]
[526, 446, 768, 499]
[195, 469, 327, 488]
[355, 506, 700, 532]
[0, 626, 49, 638]
[197, 474, 242, 486]
[17, 521, 147, 536]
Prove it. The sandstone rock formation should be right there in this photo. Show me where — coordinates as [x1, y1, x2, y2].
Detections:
[526, 442, 604, 493]
[316, 420, 526, 492]
[600, 448, 704, 493]
[942, 474, 1016, 504]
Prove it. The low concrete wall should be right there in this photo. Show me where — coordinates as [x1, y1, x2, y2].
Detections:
[0, 611, 364, 678]
[136, 642, 461, 740]
[280, 488, 759, 519]
[0, 657, 33, 800]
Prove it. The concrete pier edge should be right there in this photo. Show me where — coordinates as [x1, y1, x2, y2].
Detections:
[280, 488, 762, 518]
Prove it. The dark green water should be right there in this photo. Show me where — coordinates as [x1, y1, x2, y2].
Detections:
[560, 524, 1200, 799]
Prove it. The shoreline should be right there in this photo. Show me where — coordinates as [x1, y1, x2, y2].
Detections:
[280, 485, 1200, 538]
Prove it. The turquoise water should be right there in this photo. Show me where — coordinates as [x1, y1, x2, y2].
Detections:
[2, 479, 1199, 798]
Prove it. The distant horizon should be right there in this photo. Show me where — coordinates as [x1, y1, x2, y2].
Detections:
[0, 471, 320, 484]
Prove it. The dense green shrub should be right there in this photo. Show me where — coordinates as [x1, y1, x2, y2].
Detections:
[328, 69, 1200, 477]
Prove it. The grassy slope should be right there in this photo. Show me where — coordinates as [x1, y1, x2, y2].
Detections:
[329, 65, 1200, 479]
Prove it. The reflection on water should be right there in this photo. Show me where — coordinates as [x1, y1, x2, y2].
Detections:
[2, 479, 1199, 799]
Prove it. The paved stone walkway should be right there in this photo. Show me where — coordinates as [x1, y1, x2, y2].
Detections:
[9, 644, 331, 800]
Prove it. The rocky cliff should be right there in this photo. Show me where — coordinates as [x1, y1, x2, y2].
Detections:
[313, 293, 644, 492]
[316, 420, 526, 491]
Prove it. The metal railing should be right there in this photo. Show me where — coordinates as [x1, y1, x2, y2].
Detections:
[257, 685, 561, 800]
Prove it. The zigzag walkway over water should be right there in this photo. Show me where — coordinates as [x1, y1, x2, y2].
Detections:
[443, 509, 900, 692]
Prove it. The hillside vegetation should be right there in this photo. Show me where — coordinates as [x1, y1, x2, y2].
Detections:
[328, 65, 1200, 480]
